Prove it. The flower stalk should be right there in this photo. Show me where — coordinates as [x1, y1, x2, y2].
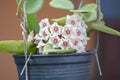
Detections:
[78, 0, 84, 9]
[16, 0, 23, 22]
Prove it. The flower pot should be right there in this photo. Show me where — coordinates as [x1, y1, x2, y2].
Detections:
[13, 49, 96, 80]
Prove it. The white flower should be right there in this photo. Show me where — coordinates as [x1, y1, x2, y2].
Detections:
[48, 34, 61, 48]
[70, 38, 86, 53]
[63, 25, 76, 38]
[50, 22, 64, 35]
[38, 18, 51, 41]
[27, 31, 34, 41]
[34, 14, 90, 53]
[58, 38, 72, 49]
[80, 20, 88, 28]
[76, 15, 85, 27]
[39, 28, 50, 41]
[34, 34, 41, 40]
[66, 14, 78, 26]
[36, 40, 46, 53]
[75, 28, 85, 40]
[77, 46, 86, 53]
[37, 40, 45, 48]
[39, 18, 50, 30]
[34, 34, 41, 44]
[81, 37, 90, 45]
[66, 14, 88, 28]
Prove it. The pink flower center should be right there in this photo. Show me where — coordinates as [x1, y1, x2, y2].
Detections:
[63, 41, 68, 46]
[73, 40, 78, 45]
[66, 29, 71, 35]
[54, 26, 59, 32]
[53, 38, 58, 43]
[41, 46, 44, 48]
[43, 31, 47, 36]
[43, 23, 47, 27]
[70, 20, 75, 25]
[77, 30, 81, 36]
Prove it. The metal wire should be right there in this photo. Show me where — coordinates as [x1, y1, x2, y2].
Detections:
[22, 0, 28, 80]
[95, 32, 102, 76]
[20, 53, 32, 76]
[95, 0, 103, 78]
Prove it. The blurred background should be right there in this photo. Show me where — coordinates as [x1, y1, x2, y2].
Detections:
[0, 0, 120, 80]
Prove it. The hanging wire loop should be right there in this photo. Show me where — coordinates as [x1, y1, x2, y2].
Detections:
[21, 0, 29, 80]
[95, 0, 103, 78]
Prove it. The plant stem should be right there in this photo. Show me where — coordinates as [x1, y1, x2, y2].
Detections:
[16, 0, 23, 21]
[78, 0, 85, 9]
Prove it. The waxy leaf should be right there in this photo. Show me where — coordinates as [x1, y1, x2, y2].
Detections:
[51, 17, 66, 26]
[90, 22, 120, 37]
[16, 0, 44, 14]
[81, 10, 97, 22]
[49, 0, 74, 10]
[43, 44, 76, 54]
[70, 3, 97, 13]
[27, 14, 40, 34]
[70, 3, 97, 22]
[0, 40, 37, 54]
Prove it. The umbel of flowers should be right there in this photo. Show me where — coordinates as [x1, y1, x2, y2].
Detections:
[0, 0, 120, 55]
[34, 14, 89, 53]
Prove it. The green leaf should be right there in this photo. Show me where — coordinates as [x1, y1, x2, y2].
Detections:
[81, 10, 97, 22]
[90, 22, 120, 37]
[70, 3, 97, 22]
[16, 0, 44, 14]
[43, 48, 76, 54]
[70, 3, 97, 13]
[0, 40, 37, 55]
[49, 0, 74, 10]
[43, 44, 76, 54]
[27, 14, 40, 34]
[51, 17, 66, 26]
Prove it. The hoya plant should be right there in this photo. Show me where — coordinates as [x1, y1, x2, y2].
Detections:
[0, 0, 120, 55]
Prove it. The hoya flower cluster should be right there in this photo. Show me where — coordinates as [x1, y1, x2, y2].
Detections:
[34, 14, 89, 53]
